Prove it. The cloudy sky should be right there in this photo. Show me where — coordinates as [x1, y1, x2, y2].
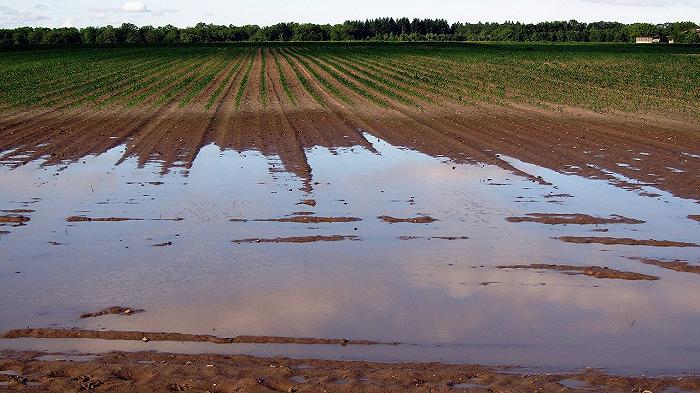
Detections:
[1, 0, 698, 28]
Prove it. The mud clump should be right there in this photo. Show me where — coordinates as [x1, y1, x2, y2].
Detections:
[628, 257, 700, 275]
[399, 236, 469, 240]
[0, 215, 30, 224]
[152, 241, 172, 247]
[80, 306, 145, 319]
[297, 199, 317, 207]
[66, 216, 183, 222]
[1, 328, 378, 345]
[506, 213, 644, 225]
[232, 235, 359, 244]
[689, 215, 700, 222]
[1, 209, 34, 214]
[557, 236, 698, 247]
[255, 216, 361, 223]
[497, 264, 659, 281]
[378, 215, 437, 224]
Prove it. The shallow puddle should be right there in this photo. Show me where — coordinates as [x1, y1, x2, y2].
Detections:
[1, 133, 699, 373]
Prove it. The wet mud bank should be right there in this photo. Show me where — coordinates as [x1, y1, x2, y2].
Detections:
[1, 350, 699, 393]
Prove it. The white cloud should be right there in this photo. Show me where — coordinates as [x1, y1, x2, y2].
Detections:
[0, 5, 50, 27]
[121, 1, 149, 13]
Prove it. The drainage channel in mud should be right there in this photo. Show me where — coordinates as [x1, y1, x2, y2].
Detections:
[0, 133, 699, 373]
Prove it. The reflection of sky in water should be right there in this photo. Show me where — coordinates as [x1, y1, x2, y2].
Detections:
[0, 135, 699, 372]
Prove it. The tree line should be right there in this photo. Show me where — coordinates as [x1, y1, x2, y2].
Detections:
[2, 18, 699, 46]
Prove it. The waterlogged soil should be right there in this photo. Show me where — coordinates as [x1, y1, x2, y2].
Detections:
[79, 307, 144, 319]
[627, 257, 700, 275]
[231, 235, 359, 244]
[557, 236, 699, 247]
[506, 213, 645, 225]
[2, 351, 700, 393]
[1, 329, 378, 345]
[1, 103, 700, 376]
[497, 264, 660, 281]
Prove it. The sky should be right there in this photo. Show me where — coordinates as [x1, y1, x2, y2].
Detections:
[1, 0, 698, 29]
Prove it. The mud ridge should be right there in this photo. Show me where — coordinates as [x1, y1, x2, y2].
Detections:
[557, 236, 699, 247]
[66, 216, 183, 222]
[378, 215, 437, 224]
[0, 329, 378, 345]
[497, 264, 660, 281]
[232, 235, 359, 243]
[80, 307, 145, 319]
[627, 257, 700, 275]
[506, 213, 645, 225]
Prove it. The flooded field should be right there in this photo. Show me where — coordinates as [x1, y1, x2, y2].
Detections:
[1, 129, 699, 374]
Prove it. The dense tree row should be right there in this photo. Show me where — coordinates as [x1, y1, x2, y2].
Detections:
[1, 19, 698, 46]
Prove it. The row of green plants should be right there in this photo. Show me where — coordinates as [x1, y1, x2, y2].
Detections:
[0, 43, 697, 119]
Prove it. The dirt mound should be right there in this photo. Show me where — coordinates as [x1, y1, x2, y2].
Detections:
[254, 216, 361, 223]
[627, 257, 700, 275]
[497, 264, 659, 281]
[379, 215, 437, 224]
[80, 307, 144, 319]
[506, 213, 644, 225]
[557, 236, 698, 247]
[232, 235, 359, 243]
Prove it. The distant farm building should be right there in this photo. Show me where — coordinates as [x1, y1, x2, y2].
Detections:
[635, 35, 673, 44]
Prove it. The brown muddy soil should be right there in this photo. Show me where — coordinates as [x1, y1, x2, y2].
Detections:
[398, 236, 469, 241]
[253, 216, 361, 223]
[79, 307, 144, 319]
[0, 209, 34, 214]
[1, 329, 378, 346]
[65, 216, 184, 222]
[506, 213, 645, 225]
[2, 103, 699, 202]
[557, 236, 699, 247]
[628, 257, 700, 275]
[497, 264, 660, 281]
[0, 215, 30, 224]
[1, 350, 698, 393]
[378, 216, 437, 224]
[231, 235, 359, 244]
[690, 215, 700, 222]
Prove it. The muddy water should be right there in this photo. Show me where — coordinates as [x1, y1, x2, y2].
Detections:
[1, 134, 699, 373]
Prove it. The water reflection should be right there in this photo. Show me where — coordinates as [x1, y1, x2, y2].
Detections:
[0, 131, 699, 372]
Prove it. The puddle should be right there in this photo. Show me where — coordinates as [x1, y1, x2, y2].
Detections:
[451, 379, 489, 389]
[1, 134, 700, 374]
[34, 354, 98, 362]
[558, 378, 599, 390]
[289, 375, 307, 384]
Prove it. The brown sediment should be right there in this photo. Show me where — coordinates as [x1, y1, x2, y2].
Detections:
[379, 215, 437, 224]
[1, 209, 34, 213]
[0, 329, 377, 345]
[399, 236, 469, 240]
[232, 235, 359, 244]
[543, 193, 574, 199]
[297, 199, 317, 207]
[557, 236, 699, 247]
[65, 216, 183, 222]
[254, 216, 361, 223]
[506, 213, 645, 225]
[1, 350, 698, 393]
[497, 264, 659, 281]
[292, 211, 315, 216]
[152, 241, 173, 247]
[689, 215, 700, 222]
[0, 230, 9, 235]
[0, 215, 30, 224]
[80, 307, 144, 319]
[627, 257, 700, 275]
